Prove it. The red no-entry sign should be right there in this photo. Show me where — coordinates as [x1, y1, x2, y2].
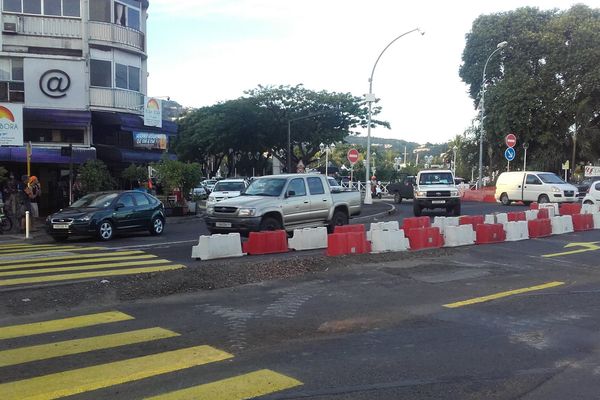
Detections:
[505, 133, 517, 148]
[347, 149, 359, 165]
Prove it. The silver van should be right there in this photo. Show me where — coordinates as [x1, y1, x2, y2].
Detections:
[495, 171, 578, 205]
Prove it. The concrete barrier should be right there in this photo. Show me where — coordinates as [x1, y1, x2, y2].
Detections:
[367, 221, 400, 241]
[550, 215, 574, 235]
[191, 233, 245, 260]
[370, 229, 410, 253]
[443, 225, 476, 247]
[288, 227, 328, 251]
[504, 221, 529, 241]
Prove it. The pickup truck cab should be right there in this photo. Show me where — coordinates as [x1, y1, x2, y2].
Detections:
[386, 174, 416, 204]
[205, 174, 361, 234]
[413, 169, 461, 216]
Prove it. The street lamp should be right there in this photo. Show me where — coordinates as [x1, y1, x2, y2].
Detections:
[320, 142, 335, 176]
[371, 151, 377, 175]
[478, 40, 508, 189]
[452, 145, 458, 175]
[364, 27, 424, 205]
[523, 142, 529, 171]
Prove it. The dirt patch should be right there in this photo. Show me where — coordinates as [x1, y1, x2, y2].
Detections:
[317, 317, 382, 334]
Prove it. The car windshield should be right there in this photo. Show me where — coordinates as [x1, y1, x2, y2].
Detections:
[213, 181, 245, 192]
[70, 193, 118, 208]
[244, 178, 287, 196]
[419, 172, 453, 185]
[538, 173, 565, 184]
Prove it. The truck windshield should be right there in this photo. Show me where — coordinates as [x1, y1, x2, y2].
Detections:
[213, 181, 246, 192]
[244, 178, 287, 196]
[538, 173, 565, 184]
[419, 172, 453, 185]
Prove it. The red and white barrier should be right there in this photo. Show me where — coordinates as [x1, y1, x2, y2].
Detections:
[370, 229, 410, 253]
[288, 227, 328, 251]
[192, 233, 245, 260]
[504, 221, 529, 241]
[443, 225, 476, 247]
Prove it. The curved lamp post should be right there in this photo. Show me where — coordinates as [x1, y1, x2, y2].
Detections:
[364, 28, 424, 204]
[320, 142, 335, 176]
[478, 40, 508, 189]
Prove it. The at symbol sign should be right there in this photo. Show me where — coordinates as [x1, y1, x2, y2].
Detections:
[39, 69, 71, 98]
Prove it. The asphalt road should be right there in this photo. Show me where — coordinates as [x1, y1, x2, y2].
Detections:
[5, 199, 600, 399]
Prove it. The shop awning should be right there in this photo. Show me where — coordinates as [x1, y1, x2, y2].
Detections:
[92, 111, 177, 135]
[96, 144, 176, 164]
[25, 109, 91, 127]
[0, 146, 96, 164]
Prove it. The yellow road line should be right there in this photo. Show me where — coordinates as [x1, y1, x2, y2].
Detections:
[0, 258, 169, 277]
[0, 244, 53, 249]
[0, 250, 144, 266]
[0, 246, 81, 254]
[0, 311, 134, 340]
[0, 327, 180, 367]
[0, 247, 105, 257]
[443, 281, 565, 308]
[145, 369, 303, 400]
[0, 264, 185, 287]
[0, 345, 233, 400]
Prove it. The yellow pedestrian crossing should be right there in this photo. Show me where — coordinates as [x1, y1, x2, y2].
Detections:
[0, 310, 303, 399]
[0, 245, 184, 287]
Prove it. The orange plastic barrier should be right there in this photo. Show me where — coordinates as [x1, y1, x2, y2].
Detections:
[334, 224, 366, 237]
[459, 215, 485, 229]
[530, 202, 539, 210]
[507, 211, 526, 222]
[461, 187, 497, 203]
[572, 213, 594, 231]
[475, 223, 506, 244]
[537, 208, 549, 219]
[242, 230, 289, 255]
[559, 203, 581, 216]
[406, 227, 444, 250]
[402, 216, 431, 232]
[326, 232, 371, 256]
[528, 219, 552, 238]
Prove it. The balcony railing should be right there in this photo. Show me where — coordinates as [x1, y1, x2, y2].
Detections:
[90, 87, 143, 114]
[88, 21, 145, 53]
[4, 14, 81, 37]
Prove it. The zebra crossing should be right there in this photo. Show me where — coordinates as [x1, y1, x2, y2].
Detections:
[0, 310, 302, 399]
[0, 243, 185, 288]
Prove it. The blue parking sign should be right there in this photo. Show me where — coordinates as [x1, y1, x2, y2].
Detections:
[505, 147, 516, 161]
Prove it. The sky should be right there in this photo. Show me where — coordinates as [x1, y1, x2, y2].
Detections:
[146, 0, 593, 145]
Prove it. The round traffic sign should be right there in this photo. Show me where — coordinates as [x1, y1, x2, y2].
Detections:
[505, 133, 517, 148]
[505, 147, 516, 161]
[347, 148, 359, 165]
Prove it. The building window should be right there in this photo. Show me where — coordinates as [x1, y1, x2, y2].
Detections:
[43, 0, 61, 15]
[0, 58, 24, 102]
[23, 0, 42, 14]
[4, 0, 80, 16]
[114, 1, 140, 30]
[89, 0, 110, 22]
[115, 63, 140, 91]
[128, 66, 139, 91]
[3, 0, 22, 12]
[90, 59, 112, 87]
[63, 0, 79, 16]
[24, 128, 85, 144]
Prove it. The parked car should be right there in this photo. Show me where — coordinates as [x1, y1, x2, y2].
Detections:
[205, 173, 361, 234]
[575, 176, 600, 199]
[45, 191, 166, 241]
[495, 171, 578, 205]
[386, 174, 416, 204]
[582, 179, 600, 205]
[413, 170, 460, 216]
[202, 179, 218, 193]
[191, 184, 208, 200]
[206, 178, 248, 205]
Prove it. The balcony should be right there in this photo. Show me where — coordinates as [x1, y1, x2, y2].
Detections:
[88, 22, 145, 54]
[90, 87, 143, 114]
[3, 14, 81, 37]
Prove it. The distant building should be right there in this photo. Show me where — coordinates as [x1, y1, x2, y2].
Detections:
[0, 0, 176, 214]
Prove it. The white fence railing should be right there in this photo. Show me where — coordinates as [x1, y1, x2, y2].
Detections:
[90, 87, 143, 113]
[89, 21, 145, 52]
[4, 14, 81, 37]
[341, 181, 391, 194]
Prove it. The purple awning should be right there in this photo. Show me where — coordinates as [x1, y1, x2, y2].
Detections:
[0, 146, 96, 164]
[24, 109, 91, 127]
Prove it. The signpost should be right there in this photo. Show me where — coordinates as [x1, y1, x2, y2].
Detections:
[562, 160, 570, 181]
[347, 149, 359, 186]
[505, 147, 515, 171]
[505, 133, 517, 148]
[505, 134, 517, 172]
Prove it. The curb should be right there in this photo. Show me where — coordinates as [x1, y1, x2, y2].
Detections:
[352, 201, 396, 221]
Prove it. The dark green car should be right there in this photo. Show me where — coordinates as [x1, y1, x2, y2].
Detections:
[45, 191, 166, 241]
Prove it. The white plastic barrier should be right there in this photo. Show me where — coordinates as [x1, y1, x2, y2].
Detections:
[443, 225, 476, 247]
[484, 214, 495, 225]
[192, 233, 245, 260]
[550, 215, 574, 235]
[432, 216, 459, 236]
[593, 214, 600, 229]
[504, 221, 529, 241]
[288, 227, 328, 250]
[367, 221, 400, 241]
[581, 203, 600, 214]
[525, 210, 539, 221]
[370, 229, 410, 253]
[496, 213, 508, 224]
[538, 203, 558, 217]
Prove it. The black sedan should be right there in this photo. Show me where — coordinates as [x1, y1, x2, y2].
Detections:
[46, 191, 166, 241]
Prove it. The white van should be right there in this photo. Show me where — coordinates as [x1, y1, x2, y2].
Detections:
[495, 171, 578, 205]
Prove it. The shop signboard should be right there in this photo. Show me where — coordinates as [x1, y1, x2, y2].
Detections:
[143, 97, 162, 128]
[133, 132, 167, 150]
[0, 103, 23, 146]
[24, 59, 86, 109]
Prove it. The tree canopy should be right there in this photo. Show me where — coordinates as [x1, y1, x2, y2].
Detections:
[459, 4, 600, 175]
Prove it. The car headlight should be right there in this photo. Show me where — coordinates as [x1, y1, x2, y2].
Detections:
[551, 186, 561, 193]
[207, 196, 215, 204]
[76, 214, 93, 222]
[238, 208, 256, 217]
[206, 206, 214, 215]
[451, 190, 459, 196]
[415, 190, 427, 197]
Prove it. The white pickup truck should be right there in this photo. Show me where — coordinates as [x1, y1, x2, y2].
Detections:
[205, 174, 361, 234]
[413, 169, 461, 216]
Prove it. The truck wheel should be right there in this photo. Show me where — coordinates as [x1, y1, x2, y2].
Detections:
[500, 193, 510, 206]
[259, 216, 282, 231]
[413, 203, 422, 217]
[538, 194, 550, 204]
[394, 193, 402, 204]
[328, 210, 349, 233]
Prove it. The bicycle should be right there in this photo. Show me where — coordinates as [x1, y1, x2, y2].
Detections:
[0, 205, 13, 233]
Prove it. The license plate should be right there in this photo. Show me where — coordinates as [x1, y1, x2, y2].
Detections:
[53, 224, 70, 229]
[215, 222, 232, 228]
[432, 200, 446, 204]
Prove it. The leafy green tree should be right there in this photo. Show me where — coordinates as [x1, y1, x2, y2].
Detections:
[152, 158, 203, 201]
[121, 164, 147, 189]
[78, 160, 116, 194]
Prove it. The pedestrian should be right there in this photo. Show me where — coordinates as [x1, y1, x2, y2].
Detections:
[28, 176, 41, 218]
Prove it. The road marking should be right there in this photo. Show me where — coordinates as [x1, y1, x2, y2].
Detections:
[0, 250, 146, 266]
[443, 281, 565, 308]
[0, 245, 81, 254]
[0, 258, 172, 277]
[107, 239, 197, 250]
[542, 242, 600, 258]
[0, 247, 105, 257]
[0, 243, 55, 249]
[0, 264, 185, 287]
[0, 311, 134, 340]
[0, 345, 233, 400]
[0, 254, 157, 271]
[0, 327, 180, 367]
[145, 369, 302, 400]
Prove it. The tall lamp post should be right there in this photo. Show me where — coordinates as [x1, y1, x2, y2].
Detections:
[478, 40, 508, 189]
[364, 28, 424, 204]
[523, 142, 529, 171]
[452, 145, 458, 175]
[320, 142, 335, 176]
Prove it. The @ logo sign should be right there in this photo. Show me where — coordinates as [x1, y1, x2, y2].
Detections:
[39, 69, 71, 98]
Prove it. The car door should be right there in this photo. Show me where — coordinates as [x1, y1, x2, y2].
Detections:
[113, 193, 136, 229]
[132, 191, 153, 228]
[523, 174, 543, 202]
[307, 176, 330, 221]
[282, 178, 311, 225]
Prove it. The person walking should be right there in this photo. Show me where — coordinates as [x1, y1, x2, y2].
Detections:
[28, 176, 41, 220]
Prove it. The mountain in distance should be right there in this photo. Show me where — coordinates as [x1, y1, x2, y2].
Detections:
[344, 136, 449, 158]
